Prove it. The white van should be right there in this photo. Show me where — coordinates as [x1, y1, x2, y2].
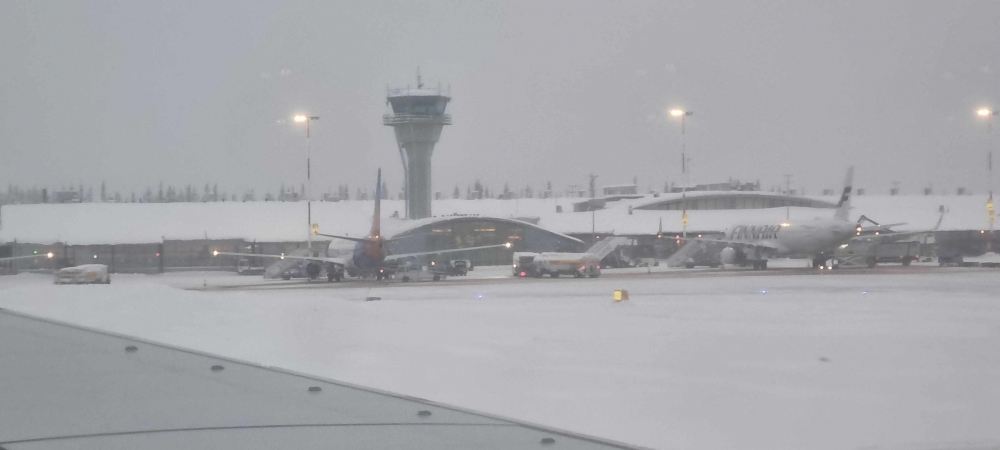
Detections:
[54, 264, 111, 285]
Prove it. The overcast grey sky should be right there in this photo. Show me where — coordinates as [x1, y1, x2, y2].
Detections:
[1, 0, 998, 198]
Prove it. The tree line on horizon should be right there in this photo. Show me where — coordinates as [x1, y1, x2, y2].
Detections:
[2, 177, 800, 206]
[0, 179, 563, 206]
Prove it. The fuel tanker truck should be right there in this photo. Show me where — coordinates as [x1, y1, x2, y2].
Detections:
[514, 237, 629, 279]
[530, 252, 601, 278]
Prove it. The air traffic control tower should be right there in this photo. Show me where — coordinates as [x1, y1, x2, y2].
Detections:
[383, 78, 451, 220]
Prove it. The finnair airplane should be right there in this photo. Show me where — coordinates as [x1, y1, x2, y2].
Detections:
[215, 169, 509, 281]
[684, 167, 859, 269]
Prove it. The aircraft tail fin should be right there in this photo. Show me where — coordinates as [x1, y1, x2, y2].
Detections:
[371, 169, 382, 238]
[834, 166, 854, 221]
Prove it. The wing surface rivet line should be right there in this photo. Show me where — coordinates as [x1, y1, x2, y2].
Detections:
[417, 410, 432, 417]
[210, 365, 224, 372]
[124, 345, 138, 353]
[308, 386, 322, 393]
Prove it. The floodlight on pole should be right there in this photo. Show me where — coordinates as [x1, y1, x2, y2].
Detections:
[669, 108, 694, 237]
[977, 107, 996, 250]
[294, 114, 320, 255]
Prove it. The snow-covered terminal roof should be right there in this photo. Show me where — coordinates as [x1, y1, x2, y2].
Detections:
[1, 193, 992, 245]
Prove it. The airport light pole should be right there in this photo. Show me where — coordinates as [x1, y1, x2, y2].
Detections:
[784, 173, 793, 221]
[294, 114, 320, 255]
[670, 109, 693, 237]
[978, 107, 997, 251]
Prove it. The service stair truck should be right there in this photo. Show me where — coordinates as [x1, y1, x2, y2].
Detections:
[264, 247, 344, 281]
[667, 239, 725, 268]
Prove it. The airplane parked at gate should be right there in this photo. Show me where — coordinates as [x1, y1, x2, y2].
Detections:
[214, 169, 510, 281]
[682, 167, 859, 269]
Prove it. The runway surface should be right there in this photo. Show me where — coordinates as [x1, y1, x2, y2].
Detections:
[192, 263, 982, 292]
[2, 265, 998, 450]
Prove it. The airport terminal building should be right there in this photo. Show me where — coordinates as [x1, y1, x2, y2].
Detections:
[0, 204, 585, 273]
[1, 189, 995, 273]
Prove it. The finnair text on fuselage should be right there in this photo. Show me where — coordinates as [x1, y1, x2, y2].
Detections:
[728, 224, 781, 241]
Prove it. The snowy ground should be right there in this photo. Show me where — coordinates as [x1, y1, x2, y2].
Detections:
[2, 267, 999, 450]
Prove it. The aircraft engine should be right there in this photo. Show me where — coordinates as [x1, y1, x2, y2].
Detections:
[306, 262, 322, 279]
[720, 246, 740, 265]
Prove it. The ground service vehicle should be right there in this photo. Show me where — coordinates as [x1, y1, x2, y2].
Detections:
[669, 240, 725, 268]
[529, 252, 601, 278]
[449, 259, 471, 275]
[398, 262, 448, 282]
[237, 258, 265, 276]
[513, 252, 539, 277]
[874, 241, 921, 266]
[433, 260, 467, 276]
[938, 249, 965, 266]
[514, 238, 628, 278]
[54, 264, 111, 285]
[277, 262, 345, 281]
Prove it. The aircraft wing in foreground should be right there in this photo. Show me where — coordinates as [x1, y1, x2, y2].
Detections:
[0, 308, 646, 450]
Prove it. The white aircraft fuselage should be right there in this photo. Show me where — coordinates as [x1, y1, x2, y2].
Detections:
[723, 218, 858, 257]
[692, 166, 858, 269]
